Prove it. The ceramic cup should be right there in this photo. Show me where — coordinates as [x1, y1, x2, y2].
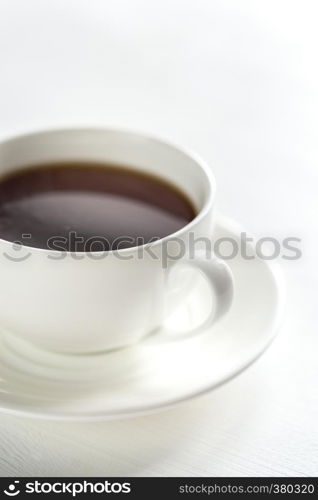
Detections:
[0, 128, 234, 353]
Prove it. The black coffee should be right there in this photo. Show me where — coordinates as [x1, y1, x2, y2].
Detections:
[0, 163, 196, 251]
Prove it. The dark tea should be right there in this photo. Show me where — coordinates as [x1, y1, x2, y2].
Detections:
[0, 163, 196, 251]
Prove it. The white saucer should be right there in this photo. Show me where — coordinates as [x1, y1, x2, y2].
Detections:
[0, 215, 284, 421]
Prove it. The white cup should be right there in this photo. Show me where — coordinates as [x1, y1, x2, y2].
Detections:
[0, 128, 234, 353]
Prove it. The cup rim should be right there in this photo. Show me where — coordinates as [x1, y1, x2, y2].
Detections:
[0, 126, 216, 255]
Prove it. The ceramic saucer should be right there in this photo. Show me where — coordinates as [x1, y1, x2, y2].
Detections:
[0, 215, 284, 421]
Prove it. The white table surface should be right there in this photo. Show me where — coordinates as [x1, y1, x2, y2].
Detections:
[0, 0, 317, 477]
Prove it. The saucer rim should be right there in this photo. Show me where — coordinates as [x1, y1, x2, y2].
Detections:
[0, 214, 285, 421]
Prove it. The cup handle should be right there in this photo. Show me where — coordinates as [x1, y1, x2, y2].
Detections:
[148, 250, 234, 343]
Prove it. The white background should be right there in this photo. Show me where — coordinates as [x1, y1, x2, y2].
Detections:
[0, 0, 317, 476]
